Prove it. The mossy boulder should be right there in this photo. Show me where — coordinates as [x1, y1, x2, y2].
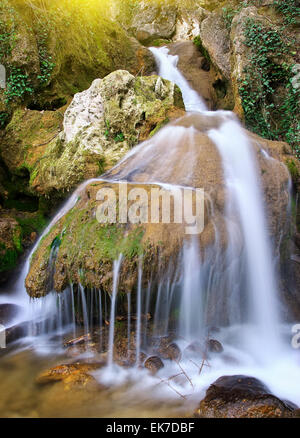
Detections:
[25, 181, 188, 298]
[195, 375, 297, 418]
[0, 106, 66, 180]
[29, 70, 185, 196]
[25, 113, 291, 298]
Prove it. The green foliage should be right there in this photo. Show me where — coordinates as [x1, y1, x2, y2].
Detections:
[0, 19, 15, 59]
[239, 18, 300, 157]
[273, 0, 300, 26]
[0, 0, 16, 60]
[114, 132, 125, 143]
[36, 24, 55, 86]
[50, 235, 62, 249]
[0, 223, 22, 273]
[222, 2, 252, 29]
[5, 67, 34, 103]
[16, 213, 47, 236]
[222, 6, 238, 29]
[286, 159, 300, 182]
[104, 120, 110, 139]
[193, 36, 210, 62]
[0, 243, 18, 272]
[104, 119, 125, 143]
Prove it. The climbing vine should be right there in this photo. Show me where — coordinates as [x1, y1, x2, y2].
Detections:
[35, 21, 55, 86]
[4, 67, 34, 103]
[273, 0, 300, 26]
[239, 18, 300, 157]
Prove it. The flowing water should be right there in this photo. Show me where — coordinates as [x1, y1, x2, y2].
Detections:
[0, 46, 299, 417]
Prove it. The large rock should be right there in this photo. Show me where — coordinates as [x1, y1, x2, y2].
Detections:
[31, 71, 184, 196]
[200, 12, 231, 80]
[230, 6, 273, 117]
[36, 362, 103, 390]
[130, 0, 177, 44]
[25, 112, 290, 298]
[1, 71, 184, 198]
[195, 375, 298, 418]
[173, 4, 208, 42]
[0, 106, 65, 180]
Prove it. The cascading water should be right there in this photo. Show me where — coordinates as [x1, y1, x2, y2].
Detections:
[208, 119, 281, 361]
[2, 46, 299, 409]
[149, 47, 207, 112]
[107, 254, 123, 367]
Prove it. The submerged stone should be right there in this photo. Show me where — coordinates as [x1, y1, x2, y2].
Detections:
[206, 339, 223, 353]
[144, 356, 164, 374]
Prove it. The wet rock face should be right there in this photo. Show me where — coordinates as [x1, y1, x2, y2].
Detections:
[31, 71, 184, 196]
[195, 375, 298, 418]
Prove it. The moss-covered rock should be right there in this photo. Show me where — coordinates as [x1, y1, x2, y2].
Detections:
[25, 113, 291, 298]
[30, 71, 184, 196]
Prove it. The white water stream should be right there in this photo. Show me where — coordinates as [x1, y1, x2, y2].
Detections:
[1, 46, 299, 410]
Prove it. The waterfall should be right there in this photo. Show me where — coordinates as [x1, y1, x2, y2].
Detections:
[135, 258, 143, 366]
[208, 119, 281, 360]
[3, 43, 298, 407]
[150, 48, 283, 358]
[149, 47, 207, 112]
[107, 254, 123, 367]
[179, 238, 203, 341]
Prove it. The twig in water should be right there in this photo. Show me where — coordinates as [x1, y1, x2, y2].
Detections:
[189, 358, 211, 375]
[176, 361, 194, 390]
[156, 372, 184, 386]
[158, 377, 187, 400]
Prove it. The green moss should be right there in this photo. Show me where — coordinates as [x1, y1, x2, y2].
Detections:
[193, 36, 210, 62]
[16, 213, 47, 237]
[286, 159, 299, 182]
[3, 197, 39, 212]
[150, 39, 171, 47]
[59, 205, 145, 267]
[12, 229, 22, 252]
[150, 118, 170, 137]
[0, 221, 22, 272]
[0, 243, 18, 272]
